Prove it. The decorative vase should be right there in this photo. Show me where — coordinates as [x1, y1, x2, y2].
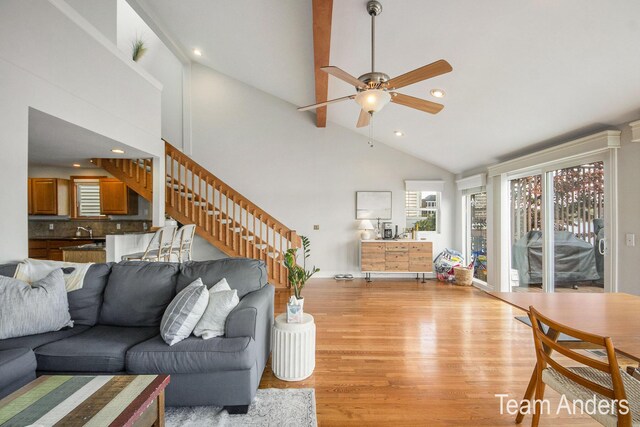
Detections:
[295, 296, 304, 310]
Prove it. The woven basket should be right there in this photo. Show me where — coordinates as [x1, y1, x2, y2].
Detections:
[453, 267, 473, 286]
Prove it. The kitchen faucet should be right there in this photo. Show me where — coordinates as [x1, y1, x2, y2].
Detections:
[77, 226, 93, 239]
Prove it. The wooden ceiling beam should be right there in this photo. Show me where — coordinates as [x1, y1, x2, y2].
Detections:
[312, 0, 333, 128]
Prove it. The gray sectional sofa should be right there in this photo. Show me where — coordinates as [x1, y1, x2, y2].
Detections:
[0, 258, 274, 413]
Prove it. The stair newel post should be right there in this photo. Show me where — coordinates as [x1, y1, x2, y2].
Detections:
[190, 166, 196, 223]
[169, 154, 175, 208]
[225, 191, 230, 247]
[244, 205, 250, 258]
[217, 184, 223, 241]
[232, 195, 237, 253]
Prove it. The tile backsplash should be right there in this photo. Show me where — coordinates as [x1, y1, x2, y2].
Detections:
[29, 219, 151, 238]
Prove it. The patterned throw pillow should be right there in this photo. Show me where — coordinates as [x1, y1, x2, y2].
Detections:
[160, 278, 209, 346]
[0, 269, 73, 339]
[193, 278, 240, 340]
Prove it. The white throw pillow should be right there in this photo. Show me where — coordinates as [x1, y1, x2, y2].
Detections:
[194, 288, 239, 340]
[0, 269, 73, 340]
[160, 278, 209, 346]
[209, 278, 231, 293]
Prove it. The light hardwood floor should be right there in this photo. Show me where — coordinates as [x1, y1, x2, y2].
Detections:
[260, 278, 602, 426]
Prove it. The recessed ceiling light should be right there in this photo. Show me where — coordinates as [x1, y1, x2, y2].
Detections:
[394, 131, 404, 137]
[193, 48, 202, 57]
[111, 149, 125, 154]
[430, 89, 445, 98]
[72, 163, 81, 168]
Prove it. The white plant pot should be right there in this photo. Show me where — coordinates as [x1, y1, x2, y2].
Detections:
[295, 297, 304, 310]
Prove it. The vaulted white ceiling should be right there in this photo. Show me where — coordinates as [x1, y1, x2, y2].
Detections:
[138, 0, 640, 173]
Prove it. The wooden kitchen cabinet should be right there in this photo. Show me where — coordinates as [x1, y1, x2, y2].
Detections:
[361, 240, 433, 280]
[99, 178, 138, 215]
[29, 178, 69, 215]
[29, 239, 92, 261]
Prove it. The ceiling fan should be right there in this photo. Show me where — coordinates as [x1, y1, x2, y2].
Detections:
[298, 0, 453, 128]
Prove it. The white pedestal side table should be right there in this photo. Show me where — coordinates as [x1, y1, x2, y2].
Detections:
[272, 313, 316, 381]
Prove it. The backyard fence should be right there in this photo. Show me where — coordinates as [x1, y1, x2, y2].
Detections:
[510, 162, 604, 245]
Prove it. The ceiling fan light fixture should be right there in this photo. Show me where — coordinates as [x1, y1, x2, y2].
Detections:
[430, 88, 445, 98]
[355, 89, 391, 113]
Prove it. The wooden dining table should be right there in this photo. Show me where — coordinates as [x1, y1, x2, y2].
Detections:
[489, 291, 640, 424]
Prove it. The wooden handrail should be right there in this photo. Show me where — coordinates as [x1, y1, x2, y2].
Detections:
[95, 140, 300, 287]
[164, 140, 296, 238]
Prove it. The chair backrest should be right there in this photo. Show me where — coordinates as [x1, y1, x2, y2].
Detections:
[528, 306, 630, 423]
[170, 224, 196, 262]
[143, 225, 177, 260]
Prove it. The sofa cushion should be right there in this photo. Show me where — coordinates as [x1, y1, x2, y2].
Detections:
[0, 270, 73, 339]
[0, 262, 112, 326]
[68, 263, 111, 326]
[193, 289, 239, 339]
[34, 325, 158, 373]
[177, 259, 267, 298]
[0, 348, 37, 397]
[0, 325, 91, 351]
[126, 335, 256, 374]
[99, 262, 179, 327]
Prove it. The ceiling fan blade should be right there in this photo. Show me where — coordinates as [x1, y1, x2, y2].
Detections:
[356, 109, 371, 128]
[391, 93, 444, 114]
[297, 95, 355, 112]
[385, 60, 452, 90]
[321, 66, 366, 89]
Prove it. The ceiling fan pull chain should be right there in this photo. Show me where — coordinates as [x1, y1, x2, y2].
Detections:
[368, 113, 374, 148]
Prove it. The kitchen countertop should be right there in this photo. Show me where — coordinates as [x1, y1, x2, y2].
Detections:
[61, 243, 106, 251]
[29, 236, 106, 241]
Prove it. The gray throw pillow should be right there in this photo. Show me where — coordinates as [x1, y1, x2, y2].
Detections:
[193, 285, 240, 340]
[160, 278, 209, 346]
[0, 269, 73, 339]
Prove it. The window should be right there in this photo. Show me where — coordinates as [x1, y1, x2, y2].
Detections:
[405, 191, 439, 231]
[75, 179, 102, 217]
[463, 189, 487, 281]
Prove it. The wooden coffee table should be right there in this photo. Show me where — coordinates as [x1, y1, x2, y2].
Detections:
[0, 374, 169, 427]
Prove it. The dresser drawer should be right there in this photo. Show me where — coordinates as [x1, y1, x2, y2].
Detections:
[385, 252, 408, 263]
[385, 261, 409, 271]
[362, 242, 385, 253]
[409, 242, 432, 252]
[385, 242, 408, 252]
[362, 261, 385, 271]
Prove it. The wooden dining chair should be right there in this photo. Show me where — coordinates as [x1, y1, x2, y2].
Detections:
[528, 306, 640, 427]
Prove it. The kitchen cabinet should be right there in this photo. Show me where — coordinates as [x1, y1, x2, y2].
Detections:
[99, 178, 138, 215]
[29, 178, 69, 216]
[29, 239, 93, 261]
[360, 240, 433, 282]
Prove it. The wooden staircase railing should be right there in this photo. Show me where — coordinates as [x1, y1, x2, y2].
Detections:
[93, 141, 301, 288]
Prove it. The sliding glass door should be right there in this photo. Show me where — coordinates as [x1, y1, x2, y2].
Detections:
[507, 159, 609, 293]
[549, 162, 605, 293]
[462, 189, 488, 282]
[509, 174, 543, 292]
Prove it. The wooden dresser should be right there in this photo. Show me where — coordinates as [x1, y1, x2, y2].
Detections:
[360, 240, 433, 282]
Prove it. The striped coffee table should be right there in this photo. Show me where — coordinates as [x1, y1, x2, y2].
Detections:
[0, 374, 169, 427]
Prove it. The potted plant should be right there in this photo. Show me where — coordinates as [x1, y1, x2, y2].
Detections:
[283, 235, 319, 310]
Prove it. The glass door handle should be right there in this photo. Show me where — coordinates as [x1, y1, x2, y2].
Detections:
[598, 239, 606, 255]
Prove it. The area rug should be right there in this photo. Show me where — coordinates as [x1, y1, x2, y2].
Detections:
[165, 388, 317, 427]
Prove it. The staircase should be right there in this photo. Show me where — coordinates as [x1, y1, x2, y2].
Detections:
[93, 140, 301, 287]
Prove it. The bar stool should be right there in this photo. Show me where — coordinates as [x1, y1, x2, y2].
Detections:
[167, 224, 196, 262]
[121, 225, 177, 262]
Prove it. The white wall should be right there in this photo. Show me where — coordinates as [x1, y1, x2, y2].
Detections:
[117, 0, 184, 148]
[0, 0, 162, 262]
[65, 0, 117, 44]
[189, 63, 455, 276]
[616, 125, 640, 295]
